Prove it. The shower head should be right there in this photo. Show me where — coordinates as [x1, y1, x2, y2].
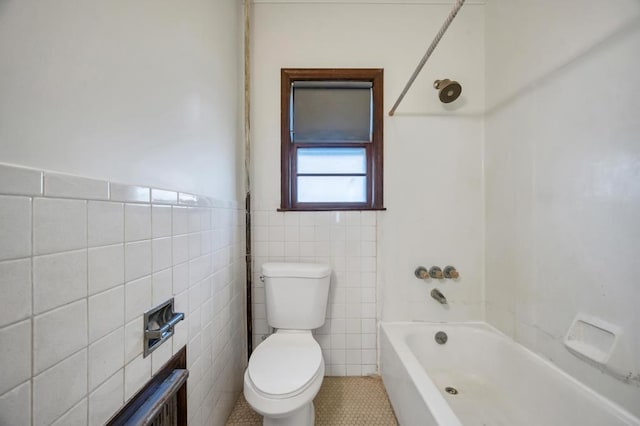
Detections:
[434, 79, 462, 103]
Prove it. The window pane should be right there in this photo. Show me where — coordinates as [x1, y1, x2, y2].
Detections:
[297, 148, 366, 174]
[297, 176, 366, 203]
[292, 84, 372, 142]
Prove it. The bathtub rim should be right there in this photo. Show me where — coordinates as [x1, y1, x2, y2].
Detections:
[380, 321, 640, 426]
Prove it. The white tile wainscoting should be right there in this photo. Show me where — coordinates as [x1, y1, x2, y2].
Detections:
[251, 210, 378, 377]
[0, 163, 247, 426]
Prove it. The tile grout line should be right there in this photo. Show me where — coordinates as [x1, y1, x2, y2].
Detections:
[51, 396, 86, 426]
[30, 195, 34, 426]
[121, 202, 127, 405]
[85, 198, 90, 423]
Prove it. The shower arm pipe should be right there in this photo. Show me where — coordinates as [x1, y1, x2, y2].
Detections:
[388, 0, 466, 116]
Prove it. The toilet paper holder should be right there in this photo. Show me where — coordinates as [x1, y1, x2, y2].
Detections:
[143, 298, 184, 357]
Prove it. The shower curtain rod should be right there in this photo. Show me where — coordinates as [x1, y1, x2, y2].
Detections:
[388, 0, 466, 116]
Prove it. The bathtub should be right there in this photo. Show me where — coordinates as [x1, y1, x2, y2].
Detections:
[380, 322, 640, 426]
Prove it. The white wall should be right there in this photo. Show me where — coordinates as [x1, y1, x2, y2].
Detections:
[0, 1, 247, 425]
[251, 0, 485, 373]
[251, 210, 379, 376]
[0, 0, 244, 201]
[0, 165, 246, 426]
[485, 0, 640, 416]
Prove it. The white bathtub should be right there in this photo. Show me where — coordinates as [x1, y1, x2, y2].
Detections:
[380, 322, 640, 426]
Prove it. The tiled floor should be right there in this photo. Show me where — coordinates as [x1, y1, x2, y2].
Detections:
[226, 376, 398, 425]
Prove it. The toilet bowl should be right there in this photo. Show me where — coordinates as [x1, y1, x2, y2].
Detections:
[243, 262, 331, 426]
[243, 331, 324, 426]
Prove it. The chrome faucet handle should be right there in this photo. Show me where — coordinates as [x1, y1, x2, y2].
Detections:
[414, 266, 429, 280]
[429, 266, 444, 279]
[443, 265, 459, 279]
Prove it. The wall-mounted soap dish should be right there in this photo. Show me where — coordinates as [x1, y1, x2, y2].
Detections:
[564, 314, 618, 366]
[564, 314, 640, 385]
[144, 298, 184, 358]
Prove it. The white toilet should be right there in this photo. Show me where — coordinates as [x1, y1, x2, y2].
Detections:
[244, 262, 331, 426]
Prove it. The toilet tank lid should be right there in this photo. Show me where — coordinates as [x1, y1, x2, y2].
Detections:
[262, 262, 331, 278]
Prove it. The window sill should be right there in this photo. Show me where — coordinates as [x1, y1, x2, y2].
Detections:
[277, 207, 386, 212]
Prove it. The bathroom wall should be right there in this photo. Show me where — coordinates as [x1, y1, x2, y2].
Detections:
[251, 0, 485, 374]
[485, 0, 640, 416]
[0, 165, 246, 425]
[251, 210, 379, 376]
[0, 1, 247, 425]
[0, 0, 244, 201]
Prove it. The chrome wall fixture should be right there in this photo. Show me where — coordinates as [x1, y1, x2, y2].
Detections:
[415, 266, 457, 305]
[144, 298, 185, 357]
[443, 265, 459, 279]
[414, 265, 460, 280]
[431, 288, 448, 304]
[433, 79, 462, 103]
[414, 266, 429, 279]
[429, 266, 444, 279]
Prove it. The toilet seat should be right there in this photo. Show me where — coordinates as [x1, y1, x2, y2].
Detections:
[247, 332, 322, 399]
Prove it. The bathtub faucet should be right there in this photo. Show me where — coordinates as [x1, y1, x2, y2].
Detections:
[430, 288, 447, 305]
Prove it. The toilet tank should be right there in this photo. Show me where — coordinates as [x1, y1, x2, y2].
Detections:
[262, 263, 331, 330]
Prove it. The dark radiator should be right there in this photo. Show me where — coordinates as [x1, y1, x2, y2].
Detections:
[125, 369, 187, 426]
[107, 347, 188, 426]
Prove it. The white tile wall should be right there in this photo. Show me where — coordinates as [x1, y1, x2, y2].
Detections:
[88, 369, 124, 426]
[252, 210, 378, 376]
[33, 198, 87, 255]
[152, 269, 173, 305]
[124, 240, 152, 282]
[110, 183, 150, 204]
[33, 300, 87, 374]
[88, 244, 124, 295]
[151, 338, 173, 374]
[88, 201, 124, 247]
[0, 163, 42, 196]
[125, 204, 151, 242]
[0, 320, 31, 396]
[33, 249, 87, 314]
[124, 316, 144, 363]
[152, 188, 178, 205]
[33, 349, 87, 426]
[125, 276, 152, 323]
[0, 163, 247, 426]
[124, 354, 151, 401]
[0, 195, 31, 261]
[88, 328, 124, 390]
[0, 381, 31, 426]
[88, 286, 124, 343]
[0, 259, 31, 327]
[152, 237, 173, 272]
[44, 173, 109, 200]
[50, 399, 88, 426]
[152, 205, 172, 238]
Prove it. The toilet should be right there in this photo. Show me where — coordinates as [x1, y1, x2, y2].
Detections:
[244, 262, 331, 426]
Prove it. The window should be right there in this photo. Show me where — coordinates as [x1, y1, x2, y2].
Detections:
[280, 69, 384, 211]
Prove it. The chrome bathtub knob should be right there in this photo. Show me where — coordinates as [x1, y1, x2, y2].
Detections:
[443, 266, 459, 279]
[414, 266, 429, 280]
[429, 266, 444, 279]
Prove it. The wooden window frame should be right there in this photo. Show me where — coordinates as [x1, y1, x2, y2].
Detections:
[280, 68, 384, 211]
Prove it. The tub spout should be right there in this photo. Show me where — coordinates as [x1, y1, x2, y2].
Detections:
[431, 288, 447, 304]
